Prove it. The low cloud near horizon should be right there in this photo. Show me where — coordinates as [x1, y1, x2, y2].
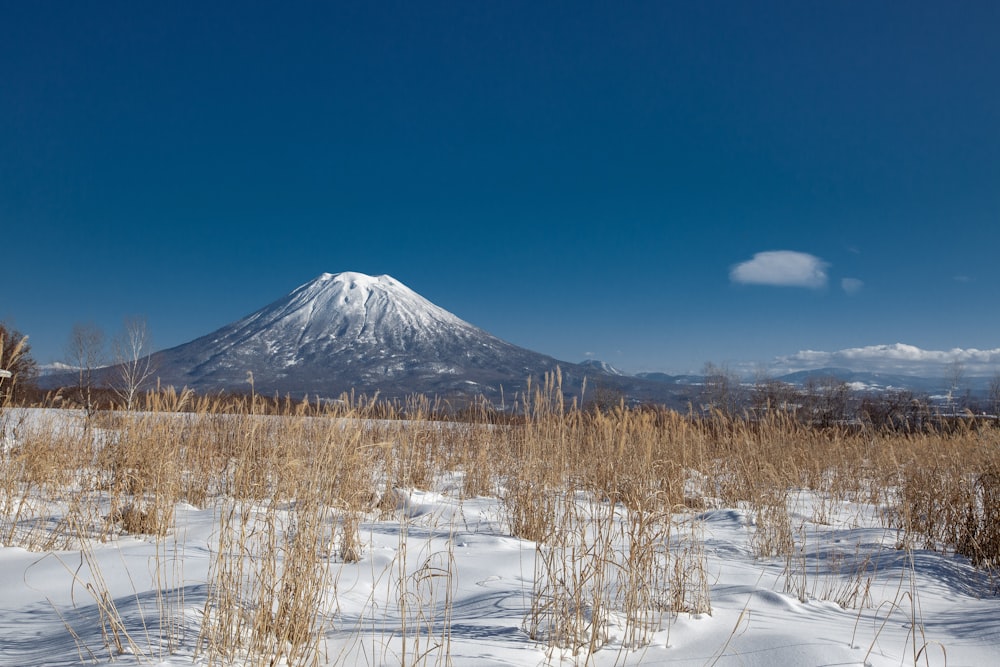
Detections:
[730, 251, 828, 288]
[775, 343, 1000, 376]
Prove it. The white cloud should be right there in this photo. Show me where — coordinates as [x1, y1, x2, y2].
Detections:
[841, 277, 864, 294]
[775, 343, 1000, 376]
[730, 251, 828, 289]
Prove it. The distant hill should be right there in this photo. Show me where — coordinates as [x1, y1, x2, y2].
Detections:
[772, 367, 981, 395]
[578, 359, 626, 376]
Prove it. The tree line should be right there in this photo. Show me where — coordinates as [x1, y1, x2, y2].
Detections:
[1, 318, 157, 412]
[698, 362, 1000, 432]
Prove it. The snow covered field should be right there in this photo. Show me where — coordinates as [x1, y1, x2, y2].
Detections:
[2, 405, 999, 666]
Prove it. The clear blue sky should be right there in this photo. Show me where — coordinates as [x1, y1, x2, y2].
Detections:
[3, 2, 998, 376]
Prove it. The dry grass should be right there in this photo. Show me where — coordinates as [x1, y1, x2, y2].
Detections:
[3, 372, 1000, 663]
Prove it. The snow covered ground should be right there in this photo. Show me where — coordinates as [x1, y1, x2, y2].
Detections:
[2, 409, 999, 666]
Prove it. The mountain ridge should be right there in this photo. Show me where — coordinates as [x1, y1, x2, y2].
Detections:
[143, 271, 547, 397]
[41, 272, 678, 404]
[43, 272, 980, 406]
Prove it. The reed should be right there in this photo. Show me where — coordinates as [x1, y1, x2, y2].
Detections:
[3, 378, 1000, 664]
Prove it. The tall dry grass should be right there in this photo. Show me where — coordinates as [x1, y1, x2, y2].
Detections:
[2, 372, 1000, 663]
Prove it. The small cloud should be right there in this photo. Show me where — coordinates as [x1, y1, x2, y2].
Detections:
[730, 251, 829, 289]
[583, 351, 595, 357]
[841, 278, 864, 294]
[953, 275, 973, 283]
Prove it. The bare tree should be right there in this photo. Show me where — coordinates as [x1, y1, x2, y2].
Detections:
[859, 389, 934, 432]
[587, 381, 625, 413]
[750, 375, 798, 418]
[701, 362, 743, 417]
[67, 323, 105, 415]
[112, 316, 157, 410]
[802, 376, 852, 427]
[989, 372, 1000, 419]
[946, 359, 965, 412]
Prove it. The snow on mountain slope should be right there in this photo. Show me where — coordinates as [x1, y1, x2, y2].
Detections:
[147, 272, 569, 398]
[219, 273, 471, 357]
[36, 272, 685, 403]
[578, 359, 627, 376]
[197, 272, 488, 369]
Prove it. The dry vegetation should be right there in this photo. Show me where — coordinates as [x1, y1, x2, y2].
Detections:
[2, 370, 1000, 665]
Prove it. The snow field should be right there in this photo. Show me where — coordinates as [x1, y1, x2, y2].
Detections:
[2, 399, 1000, 666]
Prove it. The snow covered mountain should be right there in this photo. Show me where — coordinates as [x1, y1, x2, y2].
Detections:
[578, 359, 627, 376]
[37, 272, 689, 404]
[144, 272, 589, 399]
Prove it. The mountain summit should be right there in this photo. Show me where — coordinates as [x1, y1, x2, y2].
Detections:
[145, 272, 572, 398]
[39, 271, 685, 404]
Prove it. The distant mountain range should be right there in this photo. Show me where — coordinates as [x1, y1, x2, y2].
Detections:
[631, 367, 994, 398]
[38, 272, 991, 406]
[767, 368, 940, 393]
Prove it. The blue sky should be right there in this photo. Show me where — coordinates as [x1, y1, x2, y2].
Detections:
[2, 2, 999, 377]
